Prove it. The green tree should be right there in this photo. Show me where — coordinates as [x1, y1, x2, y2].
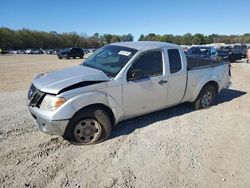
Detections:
[138, 34, 144, 41]
[181, 33, 193, 45]
[102, 34, 113, 44]
[192, 33, 205, 45]
[111, 35, 121, 43]
[144, 33, 160, 41]
[160, 34, 174, 43]
[121, 34, 134, 42]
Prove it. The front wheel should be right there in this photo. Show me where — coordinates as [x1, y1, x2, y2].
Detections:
[63, 106, 112, 145]
[191, 84, 216, 110]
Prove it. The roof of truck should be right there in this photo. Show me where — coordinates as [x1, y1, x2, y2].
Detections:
[111, 41, 179, 51]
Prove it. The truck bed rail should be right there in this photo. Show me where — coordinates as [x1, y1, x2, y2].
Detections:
[187, 56, 228, 70]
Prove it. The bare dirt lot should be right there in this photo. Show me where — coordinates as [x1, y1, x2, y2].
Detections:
[0, 55, 250, 188]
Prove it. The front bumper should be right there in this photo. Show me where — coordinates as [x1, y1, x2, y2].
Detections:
[28, 106, 68, 136]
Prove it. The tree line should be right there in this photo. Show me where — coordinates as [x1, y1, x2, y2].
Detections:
[1, 27, 250, 50]
[139, 33, 250, 45]
[0, 27, 133, 49]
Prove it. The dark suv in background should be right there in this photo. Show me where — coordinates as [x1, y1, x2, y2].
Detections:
[57, 47, 84, 59]
[232, 44, 247, 58]
[217, 46, 241, 62]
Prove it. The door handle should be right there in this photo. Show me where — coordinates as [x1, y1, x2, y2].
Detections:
[158, 79, 168, 85]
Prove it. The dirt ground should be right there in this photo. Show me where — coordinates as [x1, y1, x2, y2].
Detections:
[0, 55, 250, 188]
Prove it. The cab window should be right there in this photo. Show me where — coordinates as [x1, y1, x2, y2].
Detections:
[168, 49, 182, 74]
[128, 51, 163, 80]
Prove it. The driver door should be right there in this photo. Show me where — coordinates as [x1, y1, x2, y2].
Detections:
[122, 50, 168, 118]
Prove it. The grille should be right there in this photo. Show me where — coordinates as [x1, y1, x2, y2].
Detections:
[28, 84, 45, 107]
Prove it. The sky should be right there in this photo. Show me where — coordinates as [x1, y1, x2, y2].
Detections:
[0, 0, 250, 40]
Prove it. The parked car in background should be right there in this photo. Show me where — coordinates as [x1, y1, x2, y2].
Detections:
[81, 48, 89, 55]
[9, 50, 18, 54]
[57, 47, 84, 59]
[240, 44, 247, 58]
[27, 42, 232, 145]
[46, 49, 57, 55]
[25, 49, 32, 54]
[83, 48, 98, 59]
[217, 47, 230, 62]
[17, 50, 25, 54]
[187, 46, 220, 61]
[83, 49, 94, 59]
[25, 49, 43, 54]
[218, 46, 241, 62]
[33, 49, 44, 54]
[230, 45, 242, 61]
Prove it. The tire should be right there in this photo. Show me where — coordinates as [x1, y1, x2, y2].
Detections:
[63, 106, 112, 145]
[80, 55, 83, 59]
[59, 57, 62, 59]
[191, 84, 216, 110]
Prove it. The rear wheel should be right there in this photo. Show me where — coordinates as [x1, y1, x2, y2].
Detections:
[63, 106, 112, 145]
[191, 84, 216, 110]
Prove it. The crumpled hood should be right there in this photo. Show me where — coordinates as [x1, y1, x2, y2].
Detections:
[33, 65, 110, 94]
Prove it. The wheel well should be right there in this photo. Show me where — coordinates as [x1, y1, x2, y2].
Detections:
[204, 81, 219, 94]
[74, 104, 116, 126]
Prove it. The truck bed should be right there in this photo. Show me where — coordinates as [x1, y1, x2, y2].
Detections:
[186, 56, 225, 70]
[182, 57, 230, 103]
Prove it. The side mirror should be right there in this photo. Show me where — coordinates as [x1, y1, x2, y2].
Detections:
[128, 69, 144, 81]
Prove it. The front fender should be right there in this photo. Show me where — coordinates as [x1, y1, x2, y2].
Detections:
[51, 92, 122, 123]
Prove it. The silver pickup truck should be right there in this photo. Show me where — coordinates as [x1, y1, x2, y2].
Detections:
[27, 42, 231, 145]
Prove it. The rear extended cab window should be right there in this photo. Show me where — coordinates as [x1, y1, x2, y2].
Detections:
[168, 49, 182, 73]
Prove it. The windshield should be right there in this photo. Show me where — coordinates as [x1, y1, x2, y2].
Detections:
[82, 45, 137, 77]
[62, 48, 70, 52]
[219, 47, 230, 52]
[188, 47, 210, 55]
